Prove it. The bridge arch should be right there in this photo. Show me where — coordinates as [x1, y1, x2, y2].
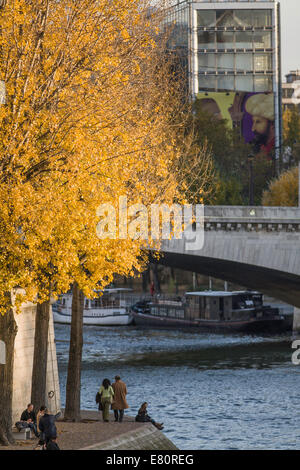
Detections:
[151, 206, 300, 308]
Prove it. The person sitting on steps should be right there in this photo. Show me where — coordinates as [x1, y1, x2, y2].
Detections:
[135, 402, 164, 430]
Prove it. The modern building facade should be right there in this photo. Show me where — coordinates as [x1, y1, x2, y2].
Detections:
[165, 0, 282, 157]
[282, 70, 300, 112]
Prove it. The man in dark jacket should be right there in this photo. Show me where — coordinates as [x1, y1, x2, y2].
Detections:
[20, 403, 39, 437]
[39, 410, 57, 445]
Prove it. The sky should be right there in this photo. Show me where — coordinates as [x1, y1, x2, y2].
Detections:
[280, 0, 300, 80]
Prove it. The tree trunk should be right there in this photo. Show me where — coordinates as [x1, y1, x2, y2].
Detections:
[142, 267, 150, 293]
[151, 263, 161, 294]
[0, 304, 18, 446]
[31, 301, 50, 412]
[64, 282, 84, 422]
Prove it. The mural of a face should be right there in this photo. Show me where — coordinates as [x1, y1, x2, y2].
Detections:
[251, 115, 270, 136]
[245, 93, 275, 154]
[196, 92, 276, 156]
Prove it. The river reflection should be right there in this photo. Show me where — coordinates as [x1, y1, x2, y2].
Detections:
[54, 325, 300, 450]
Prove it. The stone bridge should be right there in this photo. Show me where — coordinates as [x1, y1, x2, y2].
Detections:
[154, 206, 300, 309]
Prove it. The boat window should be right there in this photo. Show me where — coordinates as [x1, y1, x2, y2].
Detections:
[219, 297, 224, 315]
[91, 299, 102, 308]
[160, 308, 167, 317]
[233, 296, 245, 309]
[252, 295, 263, 307]
[151, 307, 159, 316]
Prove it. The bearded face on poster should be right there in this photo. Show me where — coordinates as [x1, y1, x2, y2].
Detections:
[244, 93, 275, 157]
[196, 91, 276, 159]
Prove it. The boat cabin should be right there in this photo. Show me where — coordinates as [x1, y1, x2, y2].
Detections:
[56, 288, 133, 310]
[184, 291, 263, 321]
[84, 288, 133, 309]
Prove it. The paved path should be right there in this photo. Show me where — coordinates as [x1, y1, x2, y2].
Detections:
[0, 410, 149, 451]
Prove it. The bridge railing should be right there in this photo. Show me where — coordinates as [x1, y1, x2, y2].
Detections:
[201, 206, 300, 233]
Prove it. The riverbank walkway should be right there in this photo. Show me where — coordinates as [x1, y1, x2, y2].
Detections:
[0, 410, 177, 450]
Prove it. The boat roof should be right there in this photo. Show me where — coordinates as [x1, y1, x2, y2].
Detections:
[231, 291, 261, 295]
[59, 287, 133, 299]
[186, 291, 233, 297]
[102, 288, 133, 293]
[185, 290, 261, 297]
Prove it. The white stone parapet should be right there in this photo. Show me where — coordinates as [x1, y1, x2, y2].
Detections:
[12, 298, 61, 425]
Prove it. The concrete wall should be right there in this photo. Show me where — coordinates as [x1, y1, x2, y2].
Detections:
[12, 300, 61, 425]
[81, 424, 178, 451]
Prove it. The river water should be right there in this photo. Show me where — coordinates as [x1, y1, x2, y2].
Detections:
[54, 324, 300, 450]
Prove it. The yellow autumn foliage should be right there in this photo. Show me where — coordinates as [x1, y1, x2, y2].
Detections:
[262, 166, 299, 207]
[0, 0, 198, 312]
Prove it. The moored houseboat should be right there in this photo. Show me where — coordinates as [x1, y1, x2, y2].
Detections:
[52, 288, 134, 326]
[130, 291, 291, 333]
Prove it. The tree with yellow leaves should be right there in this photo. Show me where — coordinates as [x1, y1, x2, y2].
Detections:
[0, 0, 211, 442]
[262, 166, 298, 207]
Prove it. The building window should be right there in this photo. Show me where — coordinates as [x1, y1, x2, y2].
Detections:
[197, 10, 216, 27]
[198, 75, 217, 91]
[254, 53, 272, 71]
[235, 9, 272, 28]
[217, 76, 235, 91]
[217, 53, 235, 72]
[235, 31, 253, 50]
[197, 9, 273, 29]
[282, 88, 294, 99]
[216, 31, 234, 50]
[216, 10, 237, 28]
[254, 76, 273, 92]
[198, 53, 216, 72]
[198, 31, 216, 49]
[236, 76, 254, 93]
[253, 31, 272, 49]
[236, 54, 253, 72]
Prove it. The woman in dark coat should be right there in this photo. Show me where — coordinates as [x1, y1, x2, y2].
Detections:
[135, 402, 163, 430]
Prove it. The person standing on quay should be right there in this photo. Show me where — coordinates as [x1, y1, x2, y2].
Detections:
[99, 378, 114, 422]
[112, 375, 129, 422]
[38, 408, 57, 446]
